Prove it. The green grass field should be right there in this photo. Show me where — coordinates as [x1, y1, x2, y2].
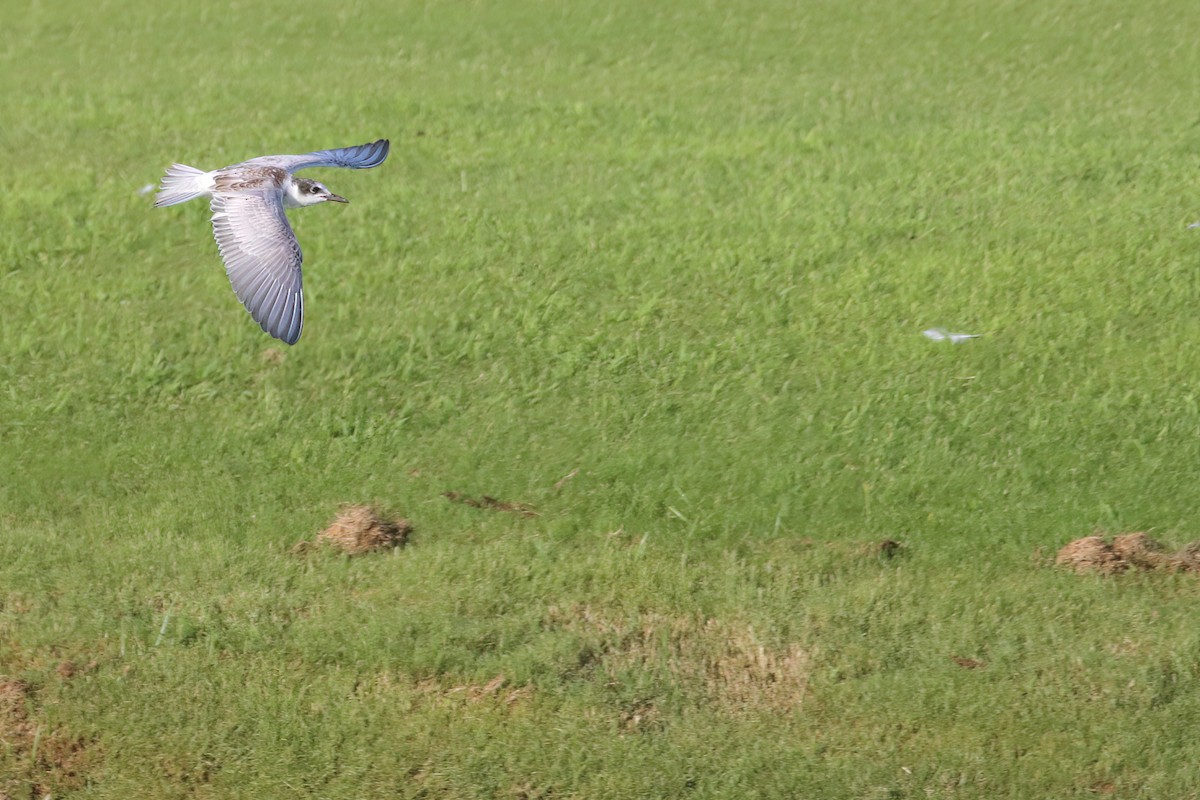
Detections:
[6, 0, 1200, 796]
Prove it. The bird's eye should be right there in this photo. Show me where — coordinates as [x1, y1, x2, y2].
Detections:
[309, 185, 321, 194]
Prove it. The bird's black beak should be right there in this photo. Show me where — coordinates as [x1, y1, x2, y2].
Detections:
[326, 193, 349, 204]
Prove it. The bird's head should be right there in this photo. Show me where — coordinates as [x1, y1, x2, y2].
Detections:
[289, 178, 348, 207]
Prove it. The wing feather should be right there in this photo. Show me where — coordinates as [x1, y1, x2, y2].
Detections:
[210, 190, 305, 345]
[243, 139, 390, 173]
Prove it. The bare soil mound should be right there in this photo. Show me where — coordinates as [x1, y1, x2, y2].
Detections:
[315, 505, 412, 554]
[1056, 532, 1200, 574]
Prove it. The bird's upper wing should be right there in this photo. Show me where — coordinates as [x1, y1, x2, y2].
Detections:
[243, 139, 390, 174]
[210, 189, 304, 345]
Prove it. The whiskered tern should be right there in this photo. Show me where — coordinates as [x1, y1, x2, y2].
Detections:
[155, 138, 390, 345]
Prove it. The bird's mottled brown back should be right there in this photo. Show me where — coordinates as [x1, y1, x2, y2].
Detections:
[214, 166, 288, 193]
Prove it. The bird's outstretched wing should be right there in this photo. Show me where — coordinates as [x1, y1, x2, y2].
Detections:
[244, 139, 390, 174]
[210, 190, 304, 345]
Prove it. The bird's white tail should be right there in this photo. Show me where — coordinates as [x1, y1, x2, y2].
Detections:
[154, 164, 213, 207]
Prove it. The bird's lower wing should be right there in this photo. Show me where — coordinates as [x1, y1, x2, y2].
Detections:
[210, 190, 304, 345]
[246, 139, 390, 173]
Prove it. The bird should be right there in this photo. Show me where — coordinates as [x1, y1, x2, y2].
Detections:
[155, 138, 390, 345]
[922, 327, 982, 344]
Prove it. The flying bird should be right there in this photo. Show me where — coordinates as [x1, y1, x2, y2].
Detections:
[155, 138, 390, 344]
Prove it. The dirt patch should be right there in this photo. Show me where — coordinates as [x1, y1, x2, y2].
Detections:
[546, 605, 810, 715]
[0, 678, 35, 741]
[55, 660, 98, 681]
[0, 677, 100, 797]
[306, 505, 412, 555]
[1056, 532, 1200, 574]
[1055, 535, 1126, 574]
[951, 656, 985, 670]
[864, 539, 904, 559]
[1111, 532, 1171, 569]
[443, 491, 538, 517]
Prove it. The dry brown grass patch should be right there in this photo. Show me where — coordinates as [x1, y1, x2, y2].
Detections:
[439, 674, 533, 706]
[55, 660, 98, 681]
[0, 679, 35, 740]
[1110, 532, 1171, 569]
[546, 605, 810, 715]
[690, 619, 810, 713]
[259, 347, 286, 365]
[1056, 535, 1127, 574]
[618, 698, 661, 733]
[1056, 532, 1200, 574]
[0, 677, 100, 797]
[313, 505, 412, 555]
